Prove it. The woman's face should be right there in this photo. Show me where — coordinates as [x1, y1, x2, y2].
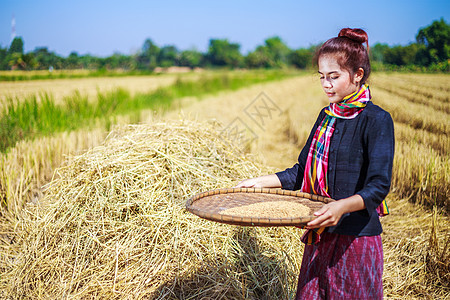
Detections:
[318, 55, 362, 104]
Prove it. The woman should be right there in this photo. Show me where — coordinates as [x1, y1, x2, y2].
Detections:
[235, 28, 395, 299]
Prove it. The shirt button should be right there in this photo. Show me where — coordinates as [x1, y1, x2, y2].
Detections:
[335, 129, 339, 134]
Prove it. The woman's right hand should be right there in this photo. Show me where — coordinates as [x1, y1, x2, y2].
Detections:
[234, 174, 282, 189]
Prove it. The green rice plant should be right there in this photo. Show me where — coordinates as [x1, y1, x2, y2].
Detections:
[0, 90, 130, 152]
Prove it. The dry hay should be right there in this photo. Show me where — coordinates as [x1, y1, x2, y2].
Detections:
[0, 120, 304, 299]
[381, 196, 450, 299]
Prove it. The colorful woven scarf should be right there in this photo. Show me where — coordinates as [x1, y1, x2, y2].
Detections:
[300, 84, 389, 245]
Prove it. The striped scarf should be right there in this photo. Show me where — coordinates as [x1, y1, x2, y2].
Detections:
[300, 84, 389, 245]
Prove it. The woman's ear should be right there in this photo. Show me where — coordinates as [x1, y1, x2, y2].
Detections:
[354, 68, 364, 85]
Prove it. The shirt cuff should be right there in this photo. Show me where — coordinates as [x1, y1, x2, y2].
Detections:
[275, 171, 295, 190]
[356, 190, 379, 216]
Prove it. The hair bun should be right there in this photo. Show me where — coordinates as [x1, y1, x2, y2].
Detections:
[338, 28, 368, 45]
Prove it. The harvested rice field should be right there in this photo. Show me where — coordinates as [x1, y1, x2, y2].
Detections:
[0, 73, 179, 108]
[0, 71, 449, 299]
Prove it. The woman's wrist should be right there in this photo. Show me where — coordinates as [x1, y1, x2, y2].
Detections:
[258, 174, 282, 188]
[340, 194, 365, 214]
[234, 174, 282, 189]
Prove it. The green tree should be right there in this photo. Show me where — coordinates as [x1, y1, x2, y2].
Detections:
[83, 55, 104, 69]
[33, 47, 62, 70]
[370, 43, 389, 63]
[413, 44, 432, 66]
[384, 45, 410, 66]
[245, 36, 292, 68]
[7, 52, 27, 69]
[65, 51, 81, 69]
[290, 48, 314, 69]
[22, 53, 37, 70]
[158, 45, 179, 67]
[8, 37, 24, 54]
[102, 53, 134, 70]
[0, 46, 8, 69]
[264, 36, 291, 67]
[136, 38, 160, 70]
[245, 47, 271, 68]
[207, 39, 243, 67]
[179, 49, 203, 68]
[416, 18, 450, 64]
[384, 43, 423, 66]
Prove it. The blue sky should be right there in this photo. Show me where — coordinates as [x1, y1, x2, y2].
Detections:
[0, 0, 449, 57]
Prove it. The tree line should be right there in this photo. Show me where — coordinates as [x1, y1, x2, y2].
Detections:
[0, 19, 448, 72]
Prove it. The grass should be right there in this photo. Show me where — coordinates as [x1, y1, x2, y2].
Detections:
[0, 70, 294, 153]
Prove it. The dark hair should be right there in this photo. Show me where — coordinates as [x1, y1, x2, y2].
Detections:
[316, 28, 371, 85]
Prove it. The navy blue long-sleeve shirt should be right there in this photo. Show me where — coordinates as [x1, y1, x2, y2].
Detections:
[276, 102, 395, 236]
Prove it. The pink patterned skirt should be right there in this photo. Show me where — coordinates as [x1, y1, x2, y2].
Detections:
[295, 232, 383, 300]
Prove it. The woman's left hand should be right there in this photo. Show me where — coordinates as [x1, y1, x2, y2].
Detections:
[305, 201, 347, 229]
[305, 194, 366, 229]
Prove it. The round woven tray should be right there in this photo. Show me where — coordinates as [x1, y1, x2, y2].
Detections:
[185, 188, 334, 226]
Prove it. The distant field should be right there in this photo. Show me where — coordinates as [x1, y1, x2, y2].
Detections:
[0, 74, 179, 107]
[0, 69, 93, 77]
[0, 69, 159, 81]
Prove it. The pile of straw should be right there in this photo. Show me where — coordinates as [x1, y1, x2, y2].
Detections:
[0, 120, 304, 299]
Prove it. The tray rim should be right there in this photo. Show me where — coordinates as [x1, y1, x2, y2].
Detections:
[185, 187, 335, 227]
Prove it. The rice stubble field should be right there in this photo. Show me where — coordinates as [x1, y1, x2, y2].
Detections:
[0, 71, 448, 299]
